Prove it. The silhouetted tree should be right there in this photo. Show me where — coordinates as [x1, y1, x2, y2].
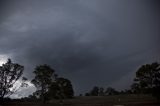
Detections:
[99, 87, 105, 96]
[0, 59, 28, 104]
[31, 64, 55, 104]
[105, 87, 119, 95]
[131, 83, 141, 94]
[48, 77, 74, 101]
[56, 78, 74, 98]
[90, 86, 99, 96]
[133, 62, 160, 99]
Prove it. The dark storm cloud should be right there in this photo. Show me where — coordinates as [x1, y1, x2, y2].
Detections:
[0, 0, 160, 95]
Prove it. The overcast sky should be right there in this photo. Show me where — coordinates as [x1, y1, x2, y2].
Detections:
[0, 0, 160, 97]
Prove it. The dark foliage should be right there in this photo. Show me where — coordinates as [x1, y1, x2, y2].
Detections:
[132, 62, 160, 99]
[0, 59, 27, 104]
[90, 86, 99, 96]
[31, 65, 74, 103]
[47, 77, 74, 100]
[31, 64, 55, 104]
[105, 87, 119, 95]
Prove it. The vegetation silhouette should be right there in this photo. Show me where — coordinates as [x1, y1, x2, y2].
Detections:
[48, 77, 74, 99]
[131, 62, 160, 100]
[31, 64, 56, 104]
[83, 62, 160, 101]
[85, 86, 119, 96]
[0, 59, 28, 104]
[31, 64, 74, 104]
[0, 58, 160, 105]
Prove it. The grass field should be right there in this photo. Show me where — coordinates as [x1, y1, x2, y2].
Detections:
[5, 94, 160, 106]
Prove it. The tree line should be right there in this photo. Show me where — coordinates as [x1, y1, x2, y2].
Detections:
[0, 59, 74, 104]
[83, 86, 119, 96]
[30, 64, 74, 104]
[82, 62, 160, 100]
[0, 59, 160, 105]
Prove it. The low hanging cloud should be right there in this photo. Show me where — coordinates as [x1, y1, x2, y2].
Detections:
[0, 0, 160, 95]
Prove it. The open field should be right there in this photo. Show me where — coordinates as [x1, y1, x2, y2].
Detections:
[5, 94, 160, 106]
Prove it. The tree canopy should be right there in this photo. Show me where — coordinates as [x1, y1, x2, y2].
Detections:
[132, 62, 160, 99]
[48, 77, 74, 99]
[0, 59, 27, 104]
[31, 64, 55, 103]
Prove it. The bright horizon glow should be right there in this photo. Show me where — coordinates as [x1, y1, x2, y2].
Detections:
[0, 54, 8, 65]
[0, 54, 36, 98]
[10, 80, 36, 98]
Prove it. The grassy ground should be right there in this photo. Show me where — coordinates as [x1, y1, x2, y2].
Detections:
[5, 94, 160, 106]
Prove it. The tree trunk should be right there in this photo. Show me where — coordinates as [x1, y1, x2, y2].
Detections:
[0, 97, 4, 105]
[41, 85, 46, 104]
[42, 95, 46, 104]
